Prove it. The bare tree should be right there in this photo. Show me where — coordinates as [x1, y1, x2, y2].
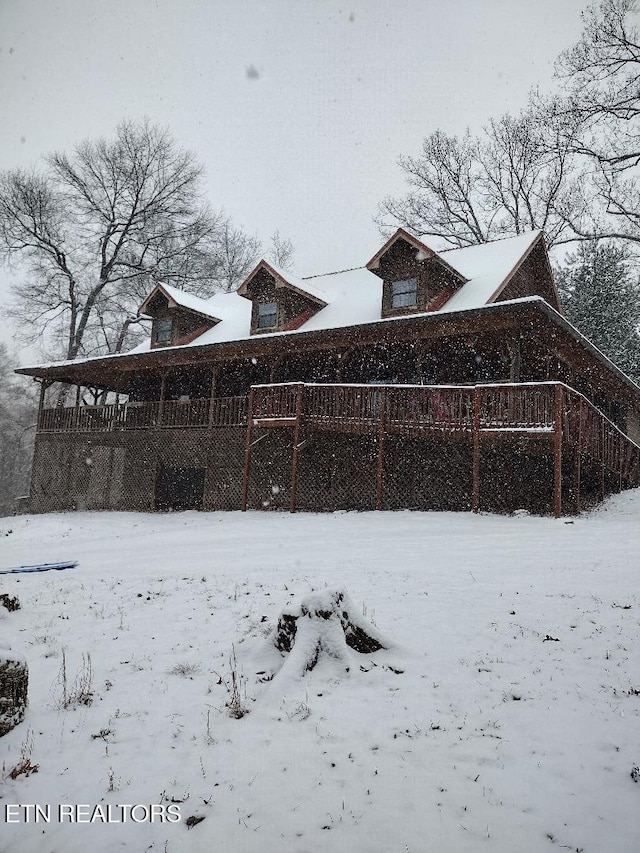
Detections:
[0, 344, 37, 515]
[545, 0, 640, 242]
[377, 112, 578, 249]
[267, 229, 295, 271]
[378, 1, 640, 251]
[210, 219, 262, 293]
[0, 120, 260, 359]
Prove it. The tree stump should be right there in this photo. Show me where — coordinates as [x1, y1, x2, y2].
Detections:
[272, 588, 388, 676]
[0, 594, 21, 612]
[0, 655, 28, 737]
[0, 599, 28, 736]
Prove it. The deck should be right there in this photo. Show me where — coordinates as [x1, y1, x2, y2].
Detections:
[36, 381, 640, 517]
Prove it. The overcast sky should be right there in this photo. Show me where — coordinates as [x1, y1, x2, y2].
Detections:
[1, 0, 588, 363]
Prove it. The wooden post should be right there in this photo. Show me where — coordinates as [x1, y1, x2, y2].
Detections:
[553, 384, 563, 518]
[157, 372, 167, 428]
[508, 338, 521, 383]
[73, 384, 81, 431]
[290, 383, 305, 513]
[269, 357, 283, 384]
[336, 347, 354, 383]
[375, 387, 388, 510]
[207, 366, 219, 428]
[36, 379, 48, 430]
[600, 421, 606, 501]
[241, 388, 255, 511]
[574, 397, 582, 514]
[472, 386, 481, 513]
[414, 341, 425, 385]
[619, 438, 623, 492]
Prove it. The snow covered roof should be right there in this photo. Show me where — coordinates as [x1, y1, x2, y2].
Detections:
[138, 282, 222, 323]
[122, 231, 543, 357]
[438, 230, 543, 312]
[236, 260, 328, 306]
[20, 229, 557, 368]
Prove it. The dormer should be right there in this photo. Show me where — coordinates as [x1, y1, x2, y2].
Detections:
[237, 261, 328, 335]
[138, 283, 221, 348]
[367, 228, 468, 319]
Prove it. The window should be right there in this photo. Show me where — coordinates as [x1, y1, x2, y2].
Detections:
[155, 318, 172, 343]
[257, 302, 278, 329]
[391, 278, 418, 309]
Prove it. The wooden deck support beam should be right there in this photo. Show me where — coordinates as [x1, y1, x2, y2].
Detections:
[289, 383, 305, 513]
[241, 388, 255, 511]
[375, 387, 388, 510]
[619, 439, 624, 492]
[207, 366, 220, 428]
[472, 386, 481, 513]
[553, 383, 563, 518]
[600, 421, 606, 501]
[157, 372, 167, 428]
[574, 397, 582, 514]
[36, 379, 51, 427]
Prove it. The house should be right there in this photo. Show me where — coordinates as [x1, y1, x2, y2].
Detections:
[16, 228, 640, 516]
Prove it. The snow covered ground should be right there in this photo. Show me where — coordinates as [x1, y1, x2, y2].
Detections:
[0, 494, 639, 853]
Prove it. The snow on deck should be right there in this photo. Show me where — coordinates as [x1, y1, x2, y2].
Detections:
[1, 491, 639, 852]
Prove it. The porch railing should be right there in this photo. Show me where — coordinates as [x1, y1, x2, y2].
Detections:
[37, 396, 248, 433]
[244, 381, 640, 516]
[251, 381, 557, 433]
[36, 382, 639, 482]
[35, 381, 640, 517]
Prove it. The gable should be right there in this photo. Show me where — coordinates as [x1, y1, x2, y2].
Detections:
[493, 238, 561, 311]
[138, 283, 220, 348]
[237, 261, 328, 335]
[366, 232, 467, 319]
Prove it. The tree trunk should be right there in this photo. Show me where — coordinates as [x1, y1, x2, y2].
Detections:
[272, 588, 388, 676]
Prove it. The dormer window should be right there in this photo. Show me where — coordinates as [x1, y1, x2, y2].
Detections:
[139, 284, 221, 349]
[367, 230, 469, 319]
[258, 302, 278, 330]
[155, 318, 173, 344]
[391, 278, 418, 309]
[237, 260, 328, 335]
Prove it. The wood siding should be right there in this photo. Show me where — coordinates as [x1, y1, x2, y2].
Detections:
[245, 269, 322, 335]
[496, 240, 560, 310]
[378, 238, 464, 319]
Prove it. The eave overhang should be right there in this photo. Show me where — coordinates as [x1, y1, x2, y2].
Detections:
[16, 298, 640, 404]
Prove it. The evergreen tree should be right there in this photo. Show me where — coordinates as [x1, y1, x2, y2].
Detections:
[556, 241, 640, 383]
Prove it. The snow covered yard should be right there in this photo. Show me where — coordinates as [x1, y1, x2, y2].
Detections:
[0, 494, 639, 853]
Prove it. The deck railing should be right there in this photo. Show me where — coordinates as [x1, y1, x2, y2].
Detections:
[36, 382, 639, 478]
[251, 382, 558, 434]
[35, 381, 640, 516]
[245, 381, 639, 516]
[37, 396, 248, 433]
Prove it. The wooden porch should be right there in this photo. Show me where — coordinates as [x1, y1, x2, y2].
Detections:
[35, 381, 640, 517]
[241, 382, 640, 517]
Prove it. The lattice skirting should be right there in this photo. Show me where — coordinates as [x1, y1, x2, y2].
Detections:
[27, 427, 630, 516]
